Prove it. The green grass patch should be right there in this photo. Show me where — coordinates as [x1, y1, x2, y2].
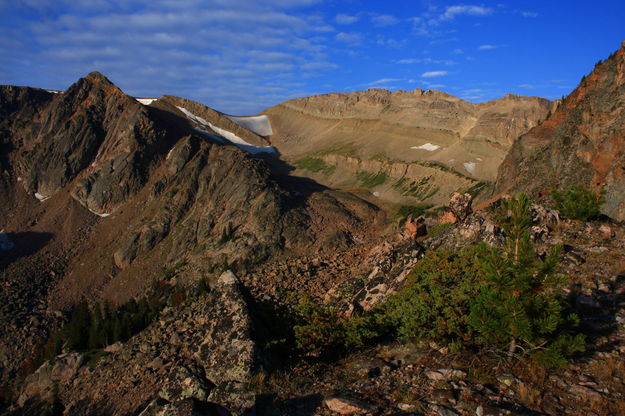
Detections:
[293, 157, 336, 174]
[356, 171, 388, 188]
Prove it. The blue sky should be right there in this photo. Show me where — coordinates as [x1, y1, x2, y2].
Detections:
[1, 0, 624, 114]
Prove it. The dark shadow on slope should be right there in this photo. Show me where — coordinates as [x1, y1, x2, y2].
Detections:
[254, 393, 323, 416]
[0, 232, 54, 271]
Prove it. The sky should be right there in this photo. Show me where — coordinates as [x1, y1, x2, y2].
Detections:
[1, 1, 624, 115]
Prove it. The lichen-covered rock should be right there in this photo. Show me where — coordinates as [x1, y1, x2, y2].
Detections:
[449, 192, 473, 221]
[17, 352, 83, 407]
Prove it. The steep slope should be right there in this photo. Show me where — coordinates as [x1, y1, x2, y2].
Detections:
[0, 73, 382, 396]
[495, 41, 625, 220]
[264, 88, 552, 206]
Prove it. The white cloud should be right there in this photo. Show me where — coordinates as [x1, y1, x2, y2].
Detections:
[335, 13, 359, 24]
[366, 78, 402, 87]
[440, 5, 493, 21]
[478, 44, 497, 50]
[335, 31, 363, 44]
[370, 14, 400, 27]
[518, 84, 534, 89]
[520, 11, 539, 18]
[411, 4, 494, 36]
[4, 0, 340, 114]
[451, 48, 464, 54]
[396, 57, 455, 65]
[421, 70, 448, 78]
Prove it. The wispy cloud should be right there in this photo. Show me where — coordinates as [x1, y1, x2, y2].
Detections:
[439, 5, 493, 21]
[335, 13, 359, 24]
[396, 57, 455, 65]
[520, 11, 539, 18]
[335, 32, 363, 45]
[478, 44, 497, 50]
[1, 0, 339, 114]
[366, 78, 402, 87]
[518, 83, 534, 89]
[370, 13, 400, 27]
[411, 4, 494, 36]
[421, 70, 448, 78]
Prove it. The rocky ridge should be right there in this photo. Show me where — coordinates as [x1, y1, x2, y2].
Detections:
[496, 41, 625, 221]
[263, 87, 553, 206]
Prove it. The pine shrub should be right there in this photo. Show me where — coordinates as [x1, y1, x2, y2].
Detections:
[551, 184, 604, 221]
[380, 246, 485, 351]
[469, 193, 585, 365]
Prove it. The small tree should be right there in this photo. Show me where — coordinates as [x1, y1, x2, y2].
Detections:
[551, 184, 604, 221]
[469, 194, 585, 365]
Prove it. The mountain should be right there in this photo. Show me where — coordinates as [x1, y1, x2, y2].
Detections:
[263, 88, 553, 206]
[495, 41, 625, 220]
[3, 44, 625, 416]
[0, 73, 382, 399]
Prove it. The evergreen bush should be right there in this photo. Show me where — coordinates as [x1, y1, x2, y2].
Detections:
[551, 184, 604, 221]
[469, 193, 585, 365]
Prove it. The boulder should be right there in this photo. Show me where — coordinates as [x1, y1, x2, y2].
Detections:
[324, 396, 373, 415]
[449, 192, 473, 221]
[18, 352, 84, 407]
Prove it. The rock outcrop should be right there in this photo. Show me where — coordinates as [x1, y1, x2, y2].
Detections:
[264, 87, 552, 206]
[496, 42, 625, 220]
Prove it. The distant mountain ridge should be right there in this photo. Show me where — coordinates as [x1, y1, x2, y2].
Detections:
[262, 87, 553, 206]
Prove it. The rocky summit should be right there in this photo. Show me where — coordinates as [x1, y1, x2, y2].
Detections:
[1, 44, 625, 416]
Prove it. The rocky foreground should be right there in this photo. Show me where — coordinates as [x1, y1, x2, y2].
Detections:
[7, 193, 625, 416]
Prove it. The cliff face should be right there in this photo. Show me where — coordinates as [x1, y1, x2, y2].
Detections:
[264, 88, 552, 206]
[495, 42, 625, 220]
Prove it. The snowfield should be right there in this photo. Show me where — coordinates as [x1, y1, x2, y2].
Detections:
[35, 192, 50, 202]
[226, 115, 273, 136]
[176, 106, 276, 155]
[136, 98, 157, 105]
[88, 209, 111, 218]
[411, 143, 441, 151]
[463, 162, 477, 175]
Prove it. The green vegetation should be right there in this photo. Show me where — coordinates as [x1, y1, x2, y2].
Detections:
[36, 277, 213, 366]
[394, 204, 434, 226]
[287, 193, 584, 367]
[381, 246, 486, 352]
[551, 184, 605, 221]
[314, 142, 358, 157]
[355, 171, 388, 188]
[426, 222, 454, 238]
[464, 181, 490, 198]
[394, 176, 439, 200]
[469, 194, 585, 365]
[293, 156, 336, 175]
[40, 297, 165, 362]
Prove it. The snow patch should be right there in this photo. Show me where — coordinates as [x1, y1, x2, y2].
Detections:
[177, 106, 211, 127]
[35, 192, 50, 202]
[411, 143, 440, 151]
[17, 177, 22, 182]
[46, 90, 60, 94]
[0, 230, 14, 251]
[88, 209, 111, 218]
[206, 122, 276, 154]
[463, 162, 477, 175]
[137, 98, 157, 105]
[226, 115, 273, 136]
[177, 106, 276, 154]
[372, 191, 380, 197]
[476, 157, 483, 162]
